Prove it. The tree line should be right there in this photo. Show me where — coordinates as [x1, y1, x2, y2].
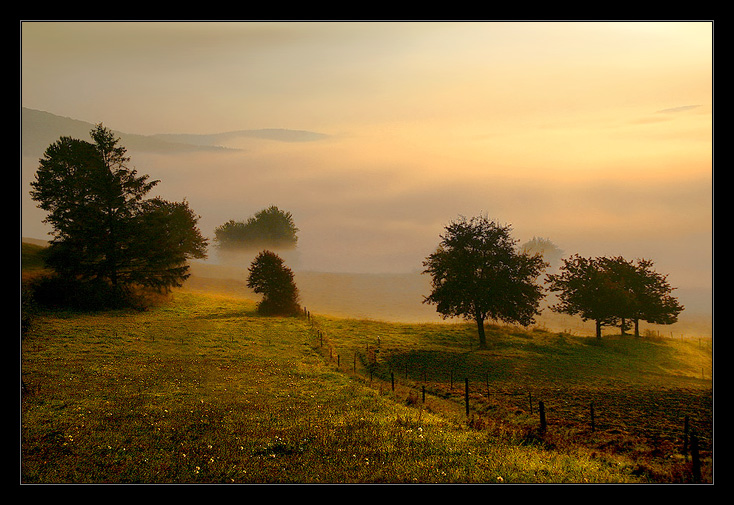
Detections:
[26, 124, 301, 315]
[26, 126, 683, 334]
[422, 215, 683, 345]
[214, 206, 298, 251]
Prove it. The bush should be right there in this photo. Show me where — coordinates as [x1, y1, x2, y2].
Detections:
[29, 274, 136, 311]
[21, 282, 37, 336]
[247, 251, 301, 316]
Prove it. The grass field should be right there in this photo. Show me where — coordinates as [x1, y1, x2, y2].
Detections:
[20, 251, 713, 483]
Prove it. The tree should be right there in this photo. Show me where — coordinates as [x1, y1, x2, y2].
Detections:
[215, 206, 298, 251]
[29, 124, 207, 301]
[422, 215, 547, 348]
[601, 256, 684, 337]
[247, 250, 301, 316]
[546, 255, 683, 339]
[126, 197, 209, 291]
[546, 255, 624, 339]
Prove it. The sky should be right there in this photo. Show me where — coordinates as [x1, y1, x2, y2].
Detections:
[21, 21, 713, 298]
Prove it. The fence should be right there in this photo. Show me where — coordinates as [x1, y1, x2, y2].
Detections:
[301, 308, 709, 483]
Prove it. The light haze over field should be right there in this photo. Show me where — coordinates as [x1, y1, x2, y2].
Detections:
[21, 21, 713, 328]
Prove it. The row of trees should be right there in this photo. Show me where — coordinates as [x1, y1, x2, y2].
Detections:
[547, 254, 683, 339]
[422, 215, 683, 345]
[28, 126, 682, 329]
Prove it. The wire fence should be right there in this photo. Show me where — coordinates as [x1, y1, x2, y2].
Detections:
[302, 307, 711, 482]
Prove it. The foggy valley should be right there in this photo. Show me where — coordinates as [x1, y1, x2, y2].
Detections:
[19, 22, 715, 486]
[21, 108, 712, 337]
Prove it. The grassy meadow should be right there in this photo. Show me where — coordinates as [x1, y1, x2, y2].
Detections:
[20, 246, 713, 484]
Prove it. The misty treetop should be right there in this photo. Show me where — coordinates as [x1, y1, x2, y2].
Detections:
[215, 206, 299, 251]
[521, 236, 564, 268]
[422, 215, 548, 349]
[422, 214, 683, 344]
[30, 124, 208, 305]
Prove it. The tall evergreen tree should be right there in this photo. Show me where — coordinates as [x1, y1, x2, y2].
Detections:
[30, 124, 207, 300]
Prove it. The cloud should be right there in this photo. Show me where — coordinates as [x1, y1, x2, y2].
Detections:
[656, 105, 702, 114]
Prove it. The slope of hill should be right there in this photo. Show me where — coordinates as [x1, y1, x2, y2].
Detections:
[20, 278, 713, 483]
[21, 107, 329, 155]
[184, 260, 713, 338]
[151, 128, 330, 146]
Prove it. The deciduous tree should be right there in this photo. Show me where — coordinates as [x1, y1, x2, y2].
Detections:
[546, 255, 623, 339]
[422, 215, 547, 348]
[215, 206, 298, 251]
[521, 236, 564, 269]
[546, 255, 683, 338]
[601, 256, 684, 337]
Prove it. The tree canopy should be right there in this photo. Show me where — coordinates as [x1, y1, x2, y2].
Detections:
[546, 255, 683, 338]
[422, 215, 547, 348]
[215, 206, 298, 251]
[247, 250, 301, 316]
[30, 124, 207, 303]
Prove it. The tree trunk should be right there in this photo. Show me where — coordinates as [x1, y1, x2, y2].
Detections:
[595, 320, 602, 339]
[634, 319, 640, 338]
[476, 314, 487, 349]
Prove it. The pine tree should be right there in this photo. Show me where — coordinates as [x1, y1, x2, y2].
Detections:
[30, 124, 207, 303]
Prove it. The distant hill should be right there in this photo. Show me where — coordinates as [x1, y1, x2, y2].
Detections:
[21, 107, 329, 156]
[151, 129, 329, 146]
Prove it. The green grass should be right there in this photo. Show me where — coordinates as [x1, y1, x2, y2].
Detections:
[21, 262, 713, 483]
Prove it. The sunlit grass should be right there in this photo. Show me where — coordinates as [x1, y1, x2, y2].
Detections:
[21, 288, 711, 483]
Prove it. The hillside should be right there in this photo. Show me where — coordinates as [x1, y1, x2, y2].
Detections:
[21, 107, 330, 155]
[20, 280, 713, 483]
[19, 237, 712, 338]
[21, 241, 713, 482]
[151, 128, 329, 146]
[185, 260, 713, 338]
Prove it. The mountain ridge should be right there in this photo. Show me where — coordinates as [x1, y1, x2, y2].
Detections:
[21, 107, 329, 155]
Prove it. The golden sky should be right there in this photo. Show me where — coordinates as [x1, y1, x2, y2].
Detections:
[21, 21, 712, 288]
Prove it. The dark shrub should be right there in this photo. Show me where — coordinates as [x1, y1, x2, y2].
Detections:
[29, 274, 134, 311]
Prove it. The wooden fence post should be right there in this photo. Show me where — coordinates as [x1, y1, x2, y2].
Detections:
[465, 378, 469, 417]
[539, 400, 547, 433]
[691, 428, 701, 483]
